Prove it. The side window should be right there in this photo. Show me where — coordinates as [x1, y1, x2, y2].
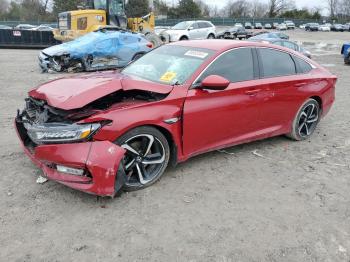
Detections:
[205, 22, 213, 28]
[259, 48, 296, 78]
[273, 41, 284, 47]
[77, 17, 87, 30]
[198, 48, 254, 83]
[198, 22, 206, 28]
[191, 23, 199, 29]
[294, 56, 313, 74]
[283, 41, 298, 51]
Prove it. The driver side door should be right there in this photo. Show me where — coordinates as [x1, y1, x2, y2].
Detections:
[182, 48, 266, 157]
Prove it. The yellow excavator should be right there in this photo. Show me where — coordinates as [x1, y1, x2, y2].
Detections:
[53, 0, 161, 46]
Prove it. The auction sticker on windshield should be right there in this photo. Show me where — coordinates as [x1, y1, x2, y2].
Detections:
[160, 71, 177, 82]
[184, 50, 209, 59]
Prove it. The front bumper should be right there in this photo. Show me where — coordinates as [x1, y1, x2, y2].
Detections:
[15, 118, 126, 197]
[38, 52, 50, 71]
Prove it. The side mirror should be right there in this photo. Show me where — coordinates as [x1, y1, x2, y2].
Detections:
[199, 75, 230, 90]
[188, 26, 194, 31]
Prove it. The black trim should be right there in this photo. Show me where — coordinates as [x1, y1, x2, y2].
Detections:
[251, 47, 260, 79]
[291, 55, 302, 74]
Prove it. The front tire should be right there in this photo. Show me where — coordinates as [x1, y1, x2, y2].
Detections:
[287, 98, 321, 141]
[115, 126, 170, 191]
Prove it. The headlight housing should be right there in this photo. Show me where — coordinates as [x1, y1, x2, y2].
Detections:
[25, 122, 101, 144]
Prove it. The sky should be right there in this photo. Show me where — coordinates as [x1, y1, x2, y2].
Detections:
[166, 0, 326, 13]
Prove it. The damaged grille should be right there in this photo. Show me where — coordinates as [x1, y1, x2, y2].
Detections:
[22, 97, 72, 125]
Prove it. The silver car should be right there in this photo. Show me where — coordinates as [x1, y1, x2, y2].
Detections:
[160, 20, 216, 42]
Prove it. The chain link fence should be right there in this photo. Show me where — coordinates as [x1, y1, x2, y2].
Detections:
[155, 17, 325, 27]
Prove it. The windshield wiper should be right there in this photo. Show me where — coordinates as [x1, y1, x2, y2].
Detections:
[172, 80, 180, 86]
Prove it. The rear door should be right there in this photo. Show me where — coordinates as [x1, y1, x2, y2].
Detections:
[183, 47, 264, 156]
[197, 22, 208, 39]
[254, 47, 313, 133]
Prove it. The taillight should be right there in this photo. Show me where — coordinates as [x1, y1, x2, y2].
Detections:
[147, 42, 153, 49]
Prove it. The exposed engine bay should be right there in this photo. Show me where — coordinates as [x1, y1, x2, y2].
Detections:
[16, 89, 167, 146]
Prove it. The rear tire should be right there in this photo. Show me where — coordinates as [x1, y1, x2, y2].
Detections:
[287, 98, 321, 141]
[207, 34, 215, 39]
[180, 36, 188, 41]
[344, 54, 350, 64]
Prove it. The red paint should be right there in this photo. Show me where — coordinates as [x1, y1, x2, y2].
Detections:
[16, 40, 337, 196]
[29, 71, 172, 110]
[16, 132, 125, 196]
[201, 75, 230, 89]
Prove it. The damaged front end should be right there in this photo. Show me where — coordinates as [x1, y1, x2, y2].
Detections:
[39, 51, 84, 73]
[15, 97, 127, 196]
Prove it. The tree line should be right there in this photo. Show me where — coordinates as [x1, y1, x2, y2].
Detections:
[0, 0, 348, 22]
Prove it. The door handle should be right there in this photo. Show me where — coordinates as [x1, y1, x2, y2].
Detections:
[245, 89, 261, 96]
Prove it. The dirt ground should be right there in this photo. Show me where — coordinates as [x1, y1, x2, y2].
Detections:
[0, 30, 350, 262]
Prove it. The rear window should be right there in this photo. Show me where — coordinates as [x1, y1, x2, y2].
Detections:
[294, 56, 313, 74]
[198, 22, 211, 28]
[259, 48, 296, 78]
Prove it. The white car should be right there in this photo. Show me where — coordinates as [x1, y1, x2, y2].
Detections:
[319, 24, 331, 31]
[284, 20, 295, 29]
[15, 24, 36, 30]
[278, 23, 288, 30]
[30, 25, 54, 31]
[160, 20, 216, 42]
[234, 23, 243, 28]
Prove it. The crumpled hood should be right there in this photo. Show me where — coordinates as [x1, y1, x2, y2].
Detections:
[42, 44, 71, 56]
[29, 72, 173, 110]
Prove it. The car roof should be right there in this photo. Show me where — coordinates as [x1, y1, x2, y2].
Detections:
[169, 39, 294, 52]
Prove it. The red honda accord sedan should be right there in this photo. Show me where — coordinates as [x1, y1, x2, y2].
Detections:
[15, 40, 336, 197]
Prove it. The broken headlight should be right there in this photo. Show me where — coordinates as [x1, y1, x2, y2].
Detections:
[25, 122, 101, 144]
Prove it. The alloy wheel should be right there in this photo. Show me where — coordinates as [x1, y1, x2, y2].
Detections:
[121, 134, 166, 186]
[297, 103, 319, 138]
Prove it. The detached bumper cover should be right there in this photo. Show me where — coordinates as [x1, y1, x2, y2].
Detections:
[15, 119, 126, 196]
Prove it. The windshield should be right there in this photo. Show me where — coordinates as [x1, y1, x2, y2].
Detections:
[122, 45, 214, 85]
[94, 0, 125, 15]
[172, 21, 191, 30]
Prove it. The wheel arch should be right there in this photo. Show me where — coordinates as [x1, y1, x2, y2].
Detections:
[116, 123, 179, 167]
[132, 51, 146, 60]
[179, 35, 188, 40]
[310, 96, 322, 111]
[148, 124, 178, 167]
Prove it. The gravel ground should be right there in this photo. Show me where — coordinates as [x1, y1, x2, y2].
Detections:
[0, 30, 349, 262]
